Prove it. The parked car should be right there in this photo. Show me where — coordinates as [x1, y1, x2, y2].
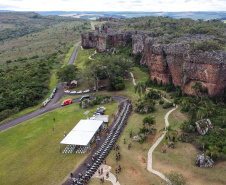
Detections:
[50, 93, 54, 99]
[42, 98, 51, 107]
[77, 90, 82, 94]
[64, 90, 70, 93]
[98, 86, 106, 90]
[70, 91, 77, 94]
[83, 89, 90, 93]
[95, 108, 105, 115]
[79, 95, 90, 102]
[46, 98, 51, 103]
[61, 99, 72, 106]
[53, 87, 57, 93]
[98, 106, 107, 110]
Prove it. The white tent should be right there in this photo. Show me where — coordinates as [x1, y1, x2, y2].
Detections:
[60, 119, 104, 146]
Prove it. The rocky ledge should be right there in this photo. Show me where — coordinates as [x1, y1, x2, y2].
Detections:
[81, 26, 226, 96]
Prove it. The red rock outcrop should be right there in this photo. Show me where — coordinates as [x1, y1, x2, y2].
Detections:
[81, 30, 134, 53]
[81, 28, 226, 96]
[137, 36, 226, 96]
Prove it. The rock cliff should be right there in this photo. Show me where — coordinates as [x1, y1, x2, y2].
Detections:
[134, 35, 226, 96]
[81, 28, 134, 53]
[81, 27, 226, 96]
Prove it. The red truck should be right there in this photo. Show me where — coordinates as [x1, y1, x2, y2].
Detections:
[61, 99, 72, 106]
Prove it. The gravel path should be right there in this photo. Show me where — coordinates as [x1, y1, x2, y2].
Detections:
[147, 97, 178, 185]
[88, 50, 96, 60]
[130, 72, 136, 85]
[92, 165, 120, 185]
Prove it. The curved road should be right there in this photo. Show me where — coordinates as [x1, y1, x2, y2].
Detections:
[0, 95, 126, 132]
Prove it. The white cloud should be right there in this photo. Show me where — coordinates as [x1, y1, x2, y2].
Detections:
[0, 0, 225, 11]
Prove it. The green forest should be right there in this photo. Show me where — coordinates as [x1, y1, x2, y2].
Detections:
[0, 12, 91, 121]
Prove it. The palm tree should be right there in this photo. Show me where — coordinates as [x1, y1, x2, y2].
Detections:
[205, 146, 219, 160]
[196, 107, 208, 120]
[143, 116, 156, 132]
[134, 82, 146, 100]
[159, 125, 178, 144]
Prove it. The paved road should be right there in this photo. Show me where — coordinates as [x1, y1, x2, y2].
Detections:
[91, 22, 95, 30]
[0, 96, 125, 132]
[67, 41, 81, 65]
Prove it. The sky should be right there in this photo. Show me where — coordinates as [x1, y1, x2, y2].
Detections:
[0, 0, 225, 12]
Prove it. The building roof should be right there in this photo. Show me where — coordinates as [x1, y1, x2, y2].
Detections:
[60, 119, 103, 146]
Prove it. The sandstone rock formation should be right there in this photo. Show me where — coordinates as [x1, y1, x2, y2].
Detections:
[195, 119, 213, 136]
[134, 35, 226, 96]
[81, 24, 226, 96]
[196, 153, 214, 167]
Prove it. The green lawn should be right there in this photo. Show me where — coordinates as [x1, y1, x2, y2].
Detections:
[0, 101, 118, 185]
[102, 104, 172, 185]
[75, 46, 95, 69]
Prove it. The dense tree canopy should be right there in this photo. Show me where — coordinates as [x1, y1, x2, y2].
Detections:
[57, 65, 78, 84]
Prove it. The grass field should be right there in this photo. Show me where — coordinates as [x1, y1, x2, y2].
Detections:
[75, 46, 95, 69]
[102, 103, 173, 185]
[2, 41, 226, 185]
[152, 106, 226, 185]
[0, 101, 118, 185]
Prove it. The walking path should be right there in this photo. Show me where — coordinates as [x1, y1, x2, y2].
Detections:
[92, 165, 120, 185]
[130, 70, 175, 184]
[88, 50, 96, 60]
[130, 72, 136, 85]
[147, 98, 178, 185]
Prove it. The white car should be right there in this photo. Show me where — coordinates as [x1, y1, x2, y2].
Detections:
[64, 90, 70, 93]
[83, 89, 90, 93]
[77, 90, 82, 94]
[70, 91, 77, 94]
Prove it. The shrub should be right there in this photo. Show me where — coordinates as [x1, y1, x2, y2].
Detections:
[163, 102, 173, 109]
[159, 99, 164, 104]
[138, 135, 147, 144]
[167, 172, 186, 185]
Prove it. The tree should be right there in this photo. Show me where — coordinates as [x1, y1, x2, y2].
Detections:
[113, 76, 125, 90]
[205, 146, 219, 160]
[84, 61, 106, 92]
[134, 82, 146, 99]
[57, 65, 78, 84]
[160, 125, 178, 144]
[143, 115, 156, 132]
[196, 106, 208, 120]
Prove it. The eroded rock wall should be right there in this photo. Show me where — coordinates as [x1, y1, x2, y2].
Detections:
[139, 36, 226, 96]
[81, 30, 134, 53]
[81, 28, 226, 96]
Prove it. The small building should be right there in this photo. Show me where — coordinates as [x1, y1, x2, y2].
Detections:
[70, 80, 78, 88]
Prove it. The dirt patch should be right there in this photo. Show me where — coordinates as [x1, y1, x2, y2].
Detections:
[137, 155, 147, 164]
[74, 109, 79, 111]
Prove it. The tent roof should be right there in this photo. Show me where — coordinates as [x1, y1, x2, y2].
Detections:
[60, 119, 103, 146]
